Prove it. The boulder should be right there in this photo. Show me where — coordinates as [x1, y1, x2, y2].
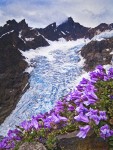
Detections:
[18, 142, 47, 150]
[56, 131, 109, 150]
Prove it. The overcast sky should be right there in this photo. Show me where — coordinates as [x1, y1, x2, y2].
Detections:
[0, 0, 113, 28]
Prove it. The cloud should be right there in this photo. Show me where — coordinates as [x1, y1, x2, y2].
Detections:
[0, 0, 113, 28]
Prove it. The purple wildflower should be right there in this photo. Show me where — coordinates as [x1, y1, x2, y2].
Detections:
[31, 119, 39, 130]
[54, 101, 65, 113]
[110, 95, 113, 100]
[99, 111, 107, 120]
[76, 84, 84, 91]
[85, 83, 97, 92]
[84, 90, 98, 100]
[44, 113, 67, 128]
[100, 124, 113, 139]
[75, 103, 88, 114]
[32, 113, 44, 121]
[7, 129, 21, 141]
[0, 137, 15, 149]
[82, 86, 98, 106]
[83, 98, 96, 106]
[20, 120, 32, 131]
[68, 105, 75, 111]
[90, 71, 99, 82]
[76, 125, 90, 138]
[0, 138, 6, 149]
[80, 78, 89, 85]
[67, 90, 82, 101]
[74, 112, 89, 123]
[96, 65, 104, 71]
[108, 68, 113, 79]
[86, 108, 100, 125]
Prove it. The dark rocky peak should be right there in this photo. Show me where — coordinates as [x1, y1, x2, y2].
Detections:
[6, 19, 28, 29]
[44, 22, 56, 30]
[109, 23, 113, 29]
[64, 17, 75, 25]
[6, 19, 18, 26]
[37, 17, 90, 41]
[0, 20, 17, 37]
[57, 17, 86, 31]
[57, 17, 75, 31]
[0, 19, 29, 38]
[38, 22, 58, 41]
[56, 17, 89, 40]
[86, 23, 113, 39]
[95, 23, 109, 31]
[18, 19, 28, 29]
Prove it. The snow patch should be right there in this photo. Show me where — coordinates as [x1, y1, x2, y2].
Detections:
[61, 31, 66, 35]
[24, 66, 34, 73]
[92, 30, 113, 41]
[19, 31, 26, 44]
[110, 51, 113, 55]
[0, 30, 14, 38]
[25, 38, 34, 41]
[106, 48, 110, 51]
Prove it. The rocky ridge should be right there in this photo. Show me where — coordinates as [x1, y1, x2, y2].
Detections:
[81, 37, 113, 71]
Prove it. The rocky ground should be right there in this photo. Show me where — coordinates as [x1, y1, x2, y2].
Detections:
[81, 37, 113, 71]
[17, 132, 109, 150]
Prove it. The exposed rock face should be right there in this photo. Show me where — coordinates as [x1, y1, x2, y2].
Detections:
[0, 40, 29, 123]
[56, 131, 109, 150]
[85, 23, 113, 39]
[38, 17, 89, 41]
[18, 142, 47, 150]
[81, 37, 113, 71]
[38, 17, 113, 41]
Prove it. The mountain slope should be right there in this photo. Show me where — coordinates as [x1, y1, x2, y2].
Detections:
[81, 37, 113, 71]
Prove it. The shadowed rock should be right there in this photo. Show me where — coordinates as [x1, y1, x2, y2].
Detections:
[56, 131, 109, 150]
[18, 142, 47, 150]
[81, 37, 113, 71]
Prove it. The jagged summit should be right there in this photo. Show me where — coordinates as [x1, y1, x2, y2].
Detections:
[18, 19, 28, 28]
[45, 22, 56, 29]
[6, 19, 17, 25]
[60, 17, 74, 25]
[1, 17, 113, 41]
[64, 17, 75, 25]
[6, 19, 28, 26]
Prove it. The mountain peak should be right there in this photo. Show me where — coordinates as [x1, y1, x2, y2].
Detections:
[60, 17, 75, 26]
[6, 19, 17, 26]
[67, 17, 74, 23]
[19, 19, 26, 24]
[19, 19, 28, 28]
